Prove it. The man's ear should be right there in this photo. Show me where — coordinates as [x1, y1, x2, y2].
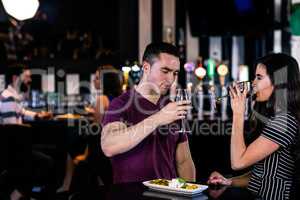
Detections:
[142, 61, 151, 74]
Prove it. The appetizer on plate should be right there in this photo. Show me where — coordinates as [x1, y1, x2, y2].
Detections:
[144, 178, 208, 196]
[149, 178, 199, 190]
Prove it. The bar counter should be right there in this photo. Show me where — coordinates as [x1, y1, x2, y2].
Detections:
[92, 182, 256, 200]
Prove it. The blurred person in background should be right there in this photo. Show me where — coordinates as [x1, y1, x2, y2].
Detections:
[0, 66, 54, 200]
[0, 66, 52, 124]
[57, 65, 122, 193]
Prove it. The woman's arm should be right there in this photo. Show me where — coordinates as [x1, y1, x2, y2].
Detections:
[230, 171, 251, 187]
[229, 84, 279, 170]
[94, 95, 110, 123]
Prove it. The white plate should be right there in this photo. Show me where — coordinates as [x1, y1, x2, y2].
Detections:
[143, 190, 209, 200]
[143, 180, 208, 196]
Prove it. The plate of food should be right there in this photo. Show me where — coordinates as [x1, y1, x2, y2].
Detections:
[143, 178, 208, 196]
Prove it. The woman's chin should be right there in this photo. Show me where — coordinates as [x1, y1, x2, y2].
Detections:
[255, 94, 262, 102]
[255, 96, 268, 102]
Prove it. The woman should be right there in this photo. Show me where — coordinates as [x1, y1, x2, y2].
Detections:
[86, 65, 122, 122]
[57, 65, 122, 195]
[56, 66, 112, 195]
[83, 65, 122, 186]
[208, 53, 300, 200]
[86, 66, 110, 123]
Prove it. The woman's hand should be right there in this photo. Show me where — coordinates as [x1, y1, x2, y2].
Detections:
[229, 82, 248, 115]
[207, 171, 232, 186]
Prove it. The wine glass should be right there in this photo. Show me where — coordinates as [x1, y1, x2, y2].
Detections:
[215, 81, 254, 103]
[175, 88, 192, 133]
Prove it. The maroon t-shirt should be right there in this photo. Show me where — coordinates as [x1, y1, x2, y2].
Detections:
[102, 89, 188, 183]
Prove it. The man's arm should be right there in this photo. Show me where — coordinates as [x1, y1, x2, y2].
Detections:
[22, 108, 37, 120]
[175, 141, 196, 182]
[0, 97, 23, 124]
[101, 101, 190, 157]
[101, 115, 160, 157]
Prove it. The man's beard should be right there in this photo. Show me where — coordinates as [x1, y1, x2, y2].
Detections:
[20, 82, 30, 93]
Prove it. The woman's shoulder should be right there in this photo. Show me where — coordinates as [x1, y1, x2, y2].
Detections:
[96, 94, 110, 105]
[96, 94, 109, 101]
[270, 111, 298, 127]
[261, 111, 299, 148]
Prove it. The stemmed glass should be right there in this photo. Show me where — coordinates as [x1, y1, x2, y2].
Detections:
[175, 89, 192, 133]
[215, 81, 254, 103]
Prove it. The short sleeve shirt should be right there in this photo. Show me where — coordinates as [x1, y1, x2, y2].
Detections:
[248, 112, 298, 200]
[102, 89, 188, 183]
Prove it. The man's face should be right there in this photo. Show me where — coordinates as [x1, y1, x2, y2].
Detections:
[144, 53, 180, 95]
[22, 69, 32, 87]
[19, 69, 32, 93]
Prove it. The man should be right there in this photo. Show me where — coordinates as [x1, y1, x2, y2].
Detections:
[101, 42, 196, 183]
[0, 66, 50, 124]
[0, 66, 54, 200]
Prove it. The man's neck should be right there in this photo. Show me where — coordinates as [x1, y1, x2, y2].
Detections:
[8, 84, 18, 93]
[135, 82, 161, 104]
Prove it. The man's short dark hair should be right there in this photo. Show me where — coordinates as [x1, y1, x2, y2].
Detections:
[142, 42, 180, 66]
[5, 66, 26, 87]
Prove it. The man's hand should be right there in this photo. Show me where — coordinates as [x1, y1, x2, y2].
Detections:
[153, 100, 191, 126]
[36, 111, 53, 120]
[84, 106, 95, 114]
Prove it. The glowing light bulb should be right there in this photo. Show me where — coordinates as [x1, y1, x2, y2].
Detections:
[195, 67, 206, 79]
[217, 64, 229, 76]
[122, 66, 131, 73]
[184, 62, 195, 72]
[2, 0, 39, 21]
[131, 64, 140, 72]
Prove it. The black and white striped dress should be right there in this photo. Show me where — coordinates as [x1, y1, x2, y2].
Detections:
[248, 112, 298, 200]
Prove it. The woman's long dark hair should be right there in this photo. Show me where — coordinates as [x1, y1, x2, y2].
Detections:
[247, 53, 300, 161]
[97, 65, 123, 99]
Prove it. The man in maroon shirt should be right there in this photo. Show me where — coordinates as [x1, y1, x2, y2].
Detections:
[101, 42, 196, 183]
